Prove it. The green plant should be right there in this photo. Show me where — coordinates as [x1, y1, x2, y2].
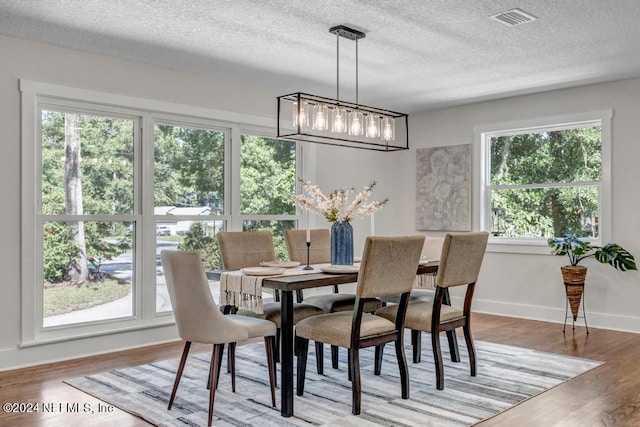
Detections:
[548, 234, 637, 271]
[178, 222, 222, 270]
[43, 222, 79, 283]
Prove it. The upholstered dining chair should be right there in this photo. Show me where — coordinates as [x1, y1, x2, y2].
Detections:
[217, 231, 324, 362]
[376, 235, 461, 366]
[161, 250, 277, 426]
[284, 228, 383, 373]
[295, 235, 424, 415]
[376, 231, 489, 390]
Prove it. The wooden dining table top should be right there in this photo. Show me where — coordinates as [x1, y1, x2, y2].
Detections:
[260, 261, 438, 291]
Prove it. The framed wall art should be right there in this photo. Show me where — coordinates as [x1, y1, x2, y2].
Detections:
[416, 144, 471, 231]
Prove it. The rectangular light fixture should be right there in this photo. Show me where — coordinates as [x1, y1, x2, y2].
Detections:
[277, 92, 408, 151]
[276, 26, 409, 152]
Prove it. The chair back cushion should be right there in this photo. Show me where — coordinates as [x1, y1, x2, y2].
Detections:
[218, 231, 275, 270]
[437, 232, 489, 288]
[161, 250, 248, 344]
[284, 229, 331, 264]
[356, 236, 425, 299]
[422, 236, 445, 260]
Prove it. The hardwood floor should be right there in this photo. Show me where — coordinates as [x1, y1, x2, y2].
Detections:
[1, 313, 638, 426]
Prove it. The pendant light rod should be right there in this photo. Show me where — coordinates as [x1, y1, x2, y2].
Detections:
[336, 31, 339, 100]
[355, 37, 359, 105]
[329, 25, 365, 103]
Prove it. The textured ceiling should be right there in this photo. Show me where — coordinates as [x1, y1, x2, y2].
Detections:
[1, 0, 640, 113]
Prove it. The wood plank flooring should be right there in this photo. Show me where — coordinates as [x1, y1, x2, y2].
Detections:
[1, 313, 638, 426]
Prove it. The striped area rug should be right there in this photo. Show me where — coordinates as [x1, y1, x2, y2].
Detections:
[65, 337, 603, 426]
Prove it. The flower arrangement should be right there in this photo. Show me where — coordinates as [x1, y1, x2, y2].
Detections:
[295, 178, 389, 223]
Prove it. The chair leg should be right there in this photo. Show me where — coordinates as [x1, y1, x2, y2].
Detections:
[432, 331, 445, 390]
[275, 328, 281, 363]
[168, 341, 191, 410]
[395, 337, 410, 399]
[463, 323, 477, 377]
[228, 342, 236, 392]
[296, 335, 309, 396]
[347, 350, 352, 381]
[206, 343, 225, 391]
[214, 343, 225, 390]
[349, 347, 361, 415]
[264, 336, 277, 407]
[447, 329, 460, 362]
[331, 345, 339, 369]
[374, 343, 384, 375]
[315, 341, 324, 375]
[208, 344, 223, 426]
[411, 330, 422, 363]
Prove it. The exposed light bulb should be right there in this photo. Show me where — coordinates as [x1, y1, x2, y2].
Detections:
[292, 101, 309, 128]
[382, 117, 395, 142]
[313, 104, 328, 131]
[366, 114, 380, 138]
[349, 110, 363, 136]
[332, 107, 347, 133]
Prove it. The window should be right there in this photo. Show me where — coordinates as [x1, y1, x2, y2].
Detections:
[240, 134, 298, 259]
[475, 110, 612, 251]
[39, 108, 137, 328]
[21, 81, 301, 344]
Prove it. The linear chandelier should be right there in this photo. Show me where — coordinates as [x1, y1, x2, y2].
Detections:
[277, 25, 409, 151]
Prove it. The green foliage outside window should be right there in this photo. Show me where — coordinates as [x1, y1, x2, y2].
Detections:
[240, 135, 297, 262]
[42, 111, 298, 282]
[489, 126, 601, 238]
[41, 111, 133, 284]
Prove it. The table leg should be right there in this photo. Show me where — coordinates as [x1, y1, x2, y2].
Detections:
[280, 290, 294, 417]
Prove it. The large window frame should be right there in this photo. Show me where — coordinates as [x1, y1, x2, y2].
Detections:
[20, 80, 304, 345]
[474, 110, 612, 254]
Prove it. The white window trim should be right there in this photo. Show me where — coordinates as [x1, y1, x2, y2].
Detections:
[473, 109, 612, 254]
[20, 79, 303, 346]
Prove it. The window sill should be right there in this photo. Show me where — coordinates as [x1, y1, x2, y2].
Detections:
[487, 237, 552, 255]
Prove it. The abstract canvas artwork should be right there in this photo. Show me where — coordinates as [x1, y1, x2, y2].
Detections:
[416, 144, 471, 231]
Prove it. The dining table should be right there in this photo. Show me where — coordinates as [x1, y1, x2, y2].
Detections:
[260, 261, 441, 417]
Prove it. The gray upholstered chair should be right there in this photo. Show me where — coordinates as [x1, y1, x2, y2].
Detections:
[376, 231, 489, 390]
[295, 235, 425, 415]
[217, 231, 324, 362]
[284, 228, 383, 373]
[161, 250, 277, 426]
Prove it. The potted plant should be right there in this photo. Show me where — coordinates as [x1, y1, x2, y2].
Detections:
[547, 234, 637, 322]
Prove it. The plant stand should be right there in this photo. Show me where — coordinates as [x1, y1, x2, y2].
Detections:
[563, 283, 589, 334]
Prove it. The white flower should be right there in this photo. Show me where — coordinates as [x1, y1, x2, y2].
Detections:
[295, 178, 388, 222]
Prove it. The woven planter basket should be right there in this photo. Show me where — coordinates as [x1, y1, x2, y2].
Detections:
[561, 266, 587, 321]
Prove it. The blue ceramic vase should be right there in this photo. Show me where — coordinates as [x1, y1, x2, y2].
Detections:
[330, 221, 354, 265]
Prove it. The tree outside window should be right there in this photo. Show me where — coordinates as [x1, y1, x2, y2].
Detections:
[487, 124, 602, 239]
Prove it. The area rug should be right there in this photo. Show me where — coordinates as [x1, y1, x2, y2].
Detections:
[65, 337, 603, 426]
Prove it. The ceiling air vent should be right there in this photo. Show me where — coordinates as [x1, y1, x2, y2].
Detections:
[491, 8, 538, 26]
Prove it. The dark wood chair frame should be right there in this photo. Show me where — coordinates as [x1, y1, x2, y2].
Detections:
[295, 292, 411, 415]
[372, 285, 476, 390]
[168, 337, 277, 426]
[428, 282, 477, 390]
[374, 288, 461, 375]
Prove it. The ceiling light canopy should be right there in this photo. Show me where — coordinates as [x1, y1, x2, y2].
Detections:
[277, 25, 409, 151]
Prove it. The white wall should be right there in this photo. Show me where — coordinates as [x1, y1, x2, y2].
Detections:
[2, 34, 639, 370]
[403, 79, 640, 332]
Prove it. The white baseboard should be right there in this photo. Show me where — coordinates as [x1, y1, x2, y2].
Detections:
[466, 297, 640, 334]
[1, 325, 180, 372]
